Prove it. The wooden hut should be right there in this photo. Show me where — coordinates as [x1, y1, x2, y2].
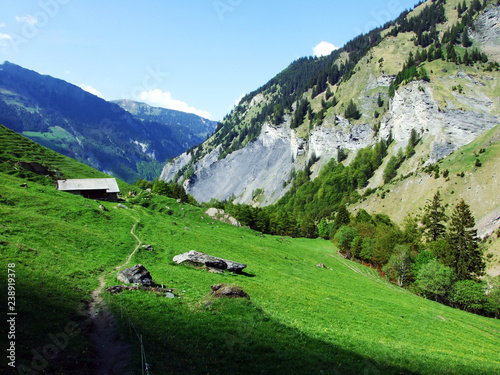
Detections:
[57, 178, 120, 201]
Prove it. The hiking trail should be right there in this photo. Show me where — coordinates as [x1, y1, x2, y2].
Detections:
[87, 217, 142, 375]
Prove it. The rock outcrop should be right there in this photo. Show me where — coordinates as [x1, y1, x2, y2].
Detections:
[210, 284, 249, 299]
[379, 81, 498, 164]
[205, 208, 241, 227]
[470, 4, 500, 62]
[117, 264, 153, 286]
[172, 251, 247, 273]
[181, 122, 297, 205]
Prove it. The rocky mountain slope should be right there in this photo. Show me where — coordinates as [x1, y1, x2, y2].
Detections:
[0, 62, 216, 183]
[161, 0, 499, 208]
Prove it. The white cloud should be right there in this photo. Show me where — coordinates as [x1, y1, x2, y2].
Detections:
[79, 84, 105, 99]
[313, 41, 339, 57]
[16, 15, 38, 25]
[0, 32, 12, 48]
[0, 23, 6, 28]
[0, 33, 12, 41]
[138, 89, 212, 119]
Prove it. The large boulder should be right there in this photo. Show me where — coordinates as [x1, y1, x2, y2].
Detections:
[117, 264, 153, 286]
[210, 284, 249, 299]
[172, 250, 246, 273]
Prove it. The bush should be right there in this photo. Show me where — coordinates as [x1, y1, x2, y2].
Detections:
[412, 250, 435, 276]
[334, 226, 359, 258]
[451, 280, 487, 313]
[344, 100, 361, 120]
[416, 259, 455, 301]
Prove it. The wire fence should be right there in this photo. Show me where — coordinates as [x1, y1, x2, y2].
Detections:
[106, 290, 151, 375]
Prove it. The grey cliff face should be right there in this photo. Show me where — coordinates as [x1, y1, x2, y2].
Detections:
[183, 122, 295, 205]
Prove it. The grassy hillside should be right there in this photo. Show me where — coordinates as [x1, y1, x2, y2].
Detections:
[0, 124, 134, 192]
[1, 126, 500, 374]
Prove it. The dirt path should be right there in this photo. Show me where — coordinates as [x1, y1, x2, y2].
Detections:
[87, 218, 142, 375]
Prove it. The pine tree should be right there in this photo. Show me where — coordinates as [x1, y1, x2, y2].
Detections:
[325, 86, 332, 101]
[377, 93, 384, 108]
[344, 100, 361, 120]
[409, 128, 419, 148]
[463, 49, 471, 66]
[333, 205, 351, 230]
[462, 28, 472, 48]
[448, 200, 485, 280]
[446, 42, 458, 63]
[272, 104, 284, 125]
[421, 192, 448, 242]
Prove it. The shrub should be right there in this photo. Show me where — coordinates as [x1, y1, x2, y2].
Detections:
[334, 226, 359, 258]
[416, 259, 455, 301]
[451, 280, 487, 313]
[412, 250, 435, 275]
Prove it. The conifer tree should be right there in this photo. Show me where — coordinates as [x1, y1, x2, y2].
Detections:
[462, 28, 472, 48]
[333, 205, 351, 231]
[377, 93, 384, 108]
[446, 42, 458, 62]
[344, 100, 361, 120]
[421, 191, 448, 242]
[448, 200, 485, 280]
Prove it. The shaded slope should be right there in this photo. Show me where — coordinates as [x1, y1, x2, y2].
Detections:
[113, 99, 217, 151]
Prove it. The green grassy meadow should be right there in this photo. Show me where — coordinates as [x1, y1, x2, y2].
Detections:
[1, 125, 500, 374]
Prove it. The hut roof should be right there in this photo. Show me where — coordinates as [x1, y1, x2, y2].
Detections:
[57, 178, 120, 193]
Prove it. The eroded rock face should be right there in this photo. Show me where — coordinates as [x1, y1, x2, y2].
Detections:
[161, 77, 498, 207]
[172, 251, 247, 273]
[210, 284, 249, 299]
[471, 4, 500, 62]
[380, 82, 498, 164]
[159, 152, 191, 182]
[181, 122, 296, 205]
[117, 264, 153, 286]
[205, 208, 241, 227]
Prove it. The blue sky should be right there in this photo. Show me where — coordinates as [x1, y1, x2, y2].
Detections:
[0, 0, 418, 121]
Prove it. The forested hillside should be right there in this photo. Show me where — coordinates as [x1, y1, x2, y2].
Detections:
[163, 0, 499, 202]
[162, 0, 499, 195]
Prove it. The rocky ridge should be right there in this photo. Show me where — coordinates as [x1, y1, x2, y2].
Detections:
[160, 2, 500, 207]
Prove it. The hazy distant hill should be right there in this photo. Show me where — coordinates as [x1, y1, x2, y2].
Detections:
[113, 99, 217, 151]
[0, 62, 216, 182]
